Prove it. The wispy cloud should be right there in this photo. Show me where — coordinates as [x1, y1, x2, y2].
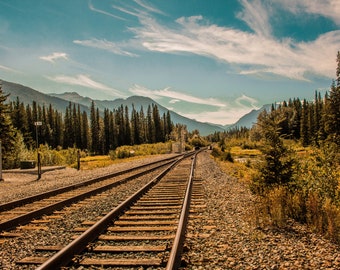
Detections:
[47, 74, 125, 97]
[179, 107, 254, 126]
[0, 64, 19, 73]
[132, 14, 339, 81]
[237, 0, 272, 37]
[74, 39, 138, 57]
[129, 84, 226, 107]
[235, 94, 259, 109]
[40, 52, 68, 63]
[130, 84, 260, 125]
[72, 1, 339, 81]
[103, 0, 338, 81]
[278, 0, 340, 25]
[132, 0, 165, 15]
[88, 0, 126, 21]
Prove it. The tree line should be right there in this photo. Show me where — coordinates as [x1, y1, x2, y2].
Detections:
[0, 87, 173, 168]
[251, 52, 340, 148]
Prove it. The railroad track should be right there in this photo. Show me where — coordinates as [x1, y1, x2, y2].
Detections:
[16, 151, 200, 269]
[0, 154, 183, 232]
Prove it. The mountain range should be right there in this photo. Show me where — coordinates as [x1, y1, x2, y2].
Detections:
[1, 79, 268, 136]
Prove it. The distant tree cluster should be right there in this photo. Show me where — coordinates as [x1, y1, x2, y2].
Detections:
[254, 52, 340, 148]
[0, 85, 173, 168]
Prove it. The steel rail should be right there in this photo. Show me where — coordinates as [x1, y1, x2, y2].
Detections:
[0, 156, 181, 232]
[0, 154, 181, 212]
[166, 151, 198, 270]
[36, 155, 188, 270]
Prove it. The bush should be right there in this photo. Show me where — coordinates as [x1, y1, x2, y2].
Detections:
[110, 142, 172, 160]
[220, 151, 234, 162]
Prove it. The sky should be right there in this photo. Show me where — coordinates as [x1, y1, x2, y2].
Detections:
[0, 0, 339, 126]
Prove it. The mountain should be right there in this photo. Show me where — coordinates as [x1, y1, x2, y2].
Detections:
[1, 79, 225, 136]
[227, 104, 272, 129]
[1, 80, 90, 114]
[50, 92, 226, 136]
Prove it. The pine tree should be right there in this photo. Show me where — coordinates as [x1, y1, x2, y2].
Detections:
[124, 106, 131, 145]
[81, 111, 90, 150]
[146, 105, 154, 143]
[152, 104, 163, 142]
[11, 97, 32, 147]
[103, 108, 111, 154]
[90, 101, 99, 154]
[251, 110, 296, 194]
[326, 52, 340, 146]
[0, 83, 18, 169]
[74, 104, 82, 149]
[300, 99, 309, 146]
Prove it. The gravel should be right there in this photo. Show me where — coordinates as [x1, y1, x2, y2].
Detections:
[0, 155, 173, 269]
[183, 151, 340, 269]
[0, 154, 176, 204]
[1, 151, 340, 269]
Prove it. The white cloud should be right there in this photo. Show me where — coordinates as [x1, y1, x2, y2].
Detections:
[133, 0, 165, 15]
[119, 0, 338, 81]
[84, 0, 338, 81]
[237, 0, 272, 37]
[74, 39, 138, 57]
[235, 94, 259, 109]
[88, 0, 126, 21]
[177, 106, 255, 125]
[40, 52, 68, 63]
[0, 64, 18, 73]
[47, 74, 125, 97]
[129, 84, 226, 107]
[129, 84, 259, 125]
[278, 0, 340, 25]
[132, 10, 340, 80]
[169, 99, 180, 104]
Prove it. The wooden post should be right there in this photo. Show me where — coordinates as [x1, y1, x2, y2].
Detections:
[77, 150, 81, 171]
[37, 152, 41, 180]
[34, 121, 42, 180]
[0, 140, 3, 181]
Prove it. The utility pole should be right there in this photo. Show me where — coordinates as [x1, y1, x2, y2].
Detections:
[0, 140, 3, 181]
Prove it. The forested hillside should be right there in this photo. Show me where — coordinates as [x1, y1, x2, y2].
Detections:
[0, 87, 174, 169]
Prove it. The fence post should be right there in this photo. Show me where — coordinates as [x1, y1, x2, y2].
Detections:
[37, 152, 41, 180]
[77, 150, 81, 171]
[0, 140, 3, 181]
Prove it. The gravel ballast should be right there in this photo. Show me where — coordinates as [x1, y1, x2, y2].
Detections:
[183, 151, 340, 269]
[1, 151, 340, 269]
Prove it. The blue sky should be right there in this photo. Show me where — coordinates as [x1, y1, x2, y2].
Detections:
[0, 0, 339, 125]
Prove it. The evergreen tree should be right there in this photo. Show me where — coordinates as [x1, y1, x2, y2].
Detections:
[139, 106, 146, 143]
[124, 106, 131, 145]
[300, 99, 309, 146]
[109, 111, 117, 150]
[55, 111, 63, 148]
[326, 52, 340, 146]
[81, 111, 90, 150]
[90, 101, 99, 154]
[152, 104, 163, 142]
[131, 105, 141, 145]
[103, 108, 111, 154]
[63, 105, 73, 148]
[146, 105, 154, 143]
[251, 110, 296, 194]
[11, 97, 32, 147]
[0, 83, 18, 169]
[74, 104, 82, 149]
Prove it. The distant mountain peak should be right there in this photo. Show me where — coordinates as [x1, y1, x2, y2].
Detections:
[1, 79, 227, 136]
